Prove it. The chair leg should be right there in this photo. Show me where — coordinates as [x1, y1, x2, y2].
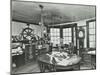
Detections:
[41, 63, 46, 72]
[39, 62, 45, 73]
[53, 65, 56, 72]
[49, 65, 56, 72]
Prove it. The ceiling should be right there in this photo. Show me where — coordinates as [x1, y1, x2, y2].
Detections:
[12, 0, 96, 26]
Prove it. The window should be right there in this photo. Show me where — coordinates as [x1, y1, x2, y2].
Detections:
[50, 28, 60, 46]
[49, 24, 77, 47]
[63, 28, 72, 44]
[88, 21, 96, 48]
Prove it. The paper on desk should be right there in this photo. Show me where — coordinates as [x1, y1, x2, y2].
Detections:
[46, 52, 81, 66]
[56, 56, 81, 66]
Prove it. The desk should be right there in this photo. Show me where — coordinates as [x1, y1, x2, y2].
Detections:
[12, 53, 25, 67]
[38, 52, 81, 72]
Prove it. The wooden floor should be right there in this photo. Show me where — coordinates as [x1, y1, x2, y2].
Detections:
[11, 55, 95, 74]
[12, 60, 40, 74]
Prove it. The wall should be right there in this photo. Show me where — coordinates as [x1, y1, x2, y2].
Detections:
[12, 18, 95, 48]
[12, 21, 42, 37]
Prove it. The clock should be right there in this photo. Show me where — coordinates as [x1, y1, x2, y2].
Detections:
[78, 27, 85, 39]
[79, 31, 84, 37]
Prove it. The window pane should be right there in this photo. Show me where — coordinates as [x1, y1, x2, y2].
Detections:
[51, 38, 54, 41]
[68, 37, 72, 41]
[57, 37, 60, 39]
[53, 33, 56, 36]
[89, 22, 95, 28]
[90, 42, 95, 48]
[66, 29, 69, 32]
[65, 33, 69, 36]
[64, 41, 69, 44]
[57, 33, 60, 36]
[63, 41, 66, 44]
[51, 33, 53, 36]
[68, 40, 71, 43]
[50, 28, 60, 46]
[89, 29, 95, 34]
[65, 37, 68, 40]
[89, 35, 95, 41]
[68, 32, 72, 36]
[63, 29, 66, 32]
[53, 29, 56, 32]
[68, 28, 71, 32]
[50, 28, 52, 31]
[63, 33, 65, 36]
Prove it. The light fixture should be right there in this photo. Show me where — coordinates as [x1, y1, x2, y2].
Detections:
[39, 4, 44, 26]
[39, 4, 47, 37]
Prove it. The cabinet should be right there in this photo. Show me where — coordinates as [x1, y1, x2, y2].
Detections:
[25, 44, 36, 63]
[12, 42, 25, 67]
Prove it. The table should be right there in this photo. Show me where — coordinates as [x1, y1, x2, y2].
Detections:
[82, 50, 96, 69]
[37, 52, 81, 72]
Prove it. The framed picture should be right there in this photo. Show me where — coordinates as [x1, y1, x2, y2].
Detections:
[11, 0, 96, 75]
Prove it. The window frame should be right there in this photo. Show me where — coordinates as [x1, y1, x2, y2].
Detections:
[50, 28, 60, 46]
[48, 23, 77, 48]
[86, 19, 96, 48]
